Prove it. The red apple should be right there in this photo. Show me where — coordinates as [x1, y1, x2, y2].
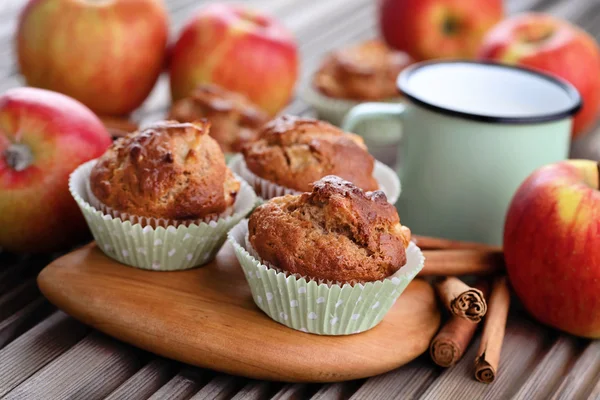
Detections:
[0, 88, 112, 253]
[17, 0, 169, 116]
[504, 160, 600, 338]
[379, 0, 503, 61]
[169, 4, 298, 116]
[478, 13, 600, 139]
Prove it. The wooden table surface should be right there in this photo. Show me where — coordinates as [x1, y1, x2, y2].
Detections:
[1, 0, 600, 399]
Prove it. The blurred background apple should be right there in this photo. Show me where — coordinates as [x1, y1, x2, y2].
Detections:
[17, 0, 169, 116]
[0, 88, 112, 252]
[479, 13, 600, 139]
[378, 0, 503, 61]
[169, 3, 299, 116]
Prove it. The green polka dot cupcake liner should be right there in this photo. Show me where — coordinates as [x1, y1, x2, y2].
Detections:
[228, 219, 424, 335]
[69, 159, 257, 271]
[228, 154, 401, 205]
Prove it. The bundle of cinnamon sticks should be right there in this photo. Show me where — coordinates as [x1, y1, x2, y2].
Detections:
[413, 235, 511, 384]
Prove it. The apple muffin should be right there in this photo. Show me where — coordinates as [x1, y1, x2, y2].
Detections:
[240, 115, 379, 193]
[168, 84, 269, 153]
[313, 39, 412, 100]
[248, 176, 411, 284]
[89, 120, 240, 223]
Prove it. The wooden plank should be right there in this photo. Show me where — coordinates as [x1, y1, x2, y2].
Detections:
[511, 336, 579, 400]
[148, 368, 209, 400]
[0, 297, 54, 349]
[190, 375, 244, 400]
[312, 381, 364, 400]
[550, 341, 600, 400]
[0, 312, 89, 398]
[586, 377, 600, 400]
[0, 279, 38, 321]
[105, 358, 179, 400]
[0, 255, 45, 295]
[271, 384, 311, 400]
[310, 383, 345, 400]
[351, 357, 437, 400]
[231, 381, 278, 400]
[4, 331, 142, 399]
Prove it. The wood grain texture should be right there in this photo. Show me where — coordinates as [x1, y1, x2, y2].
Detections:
[231, 381, 274, 400]
[0, 279, 39, 320]
[550, 341, 600, 400]
[0, 297, 54, 349]
[350, 356, 438, 400]
[37, 242, 440, 383]
[4, 332, 142, 399]
[0, 311, 89, 397]
[190, 375, 244, 400]
[271, 384, 311, 400]
[148, 369, 208, 400]
[105, 358, 179, 400]
[511, 336, 580, 400]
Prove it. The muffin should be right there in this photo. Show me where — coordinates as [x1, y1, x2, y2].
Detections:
[313, 39, 411, 101]
[70, 120, 257, 270]
[230, 114, 404, 202]
[249, 176, 410, 283]
[303, 40, 413, 166]
[89, 120, 239, 224]
[228, 176, 423, 335]
[168, 84, 269, 154]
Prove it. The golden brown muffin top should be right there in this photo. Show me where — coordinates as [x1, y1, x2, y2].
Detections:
[249, 176, 410, 283]
[313, 39, 412, 100]
[242, 115, 378, 192]
[168, 84, 269, 153]
[90, 120, 240, 221]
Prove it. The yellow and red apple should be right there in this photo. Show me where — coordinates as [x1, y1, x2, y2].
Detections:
[504, 160, 600, 338]
[378, 0, 503, 61]
[17, 0, 169, 116]
[0, 88, 112, 253]
[169, 4, 298, 116]
[478, 14, 600, 138]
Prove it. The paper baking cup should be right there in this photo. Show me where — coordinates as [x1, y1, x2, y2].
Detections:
[69, 160, 257, 271]
[228, 220, 424, 335]
[228, 154, 401, 205]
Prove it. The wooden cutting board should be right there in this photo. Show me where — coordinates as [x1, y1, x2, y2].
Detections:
[37, 243, 441, 383]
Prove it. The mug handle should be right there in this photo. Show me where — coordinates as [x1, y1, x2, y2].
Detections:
[341, 102, 406, 142]
[341, 102, 406, 171]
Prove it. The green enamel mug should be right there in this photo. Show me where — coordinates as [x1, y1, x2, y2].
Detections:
[342, 61, 581, 246]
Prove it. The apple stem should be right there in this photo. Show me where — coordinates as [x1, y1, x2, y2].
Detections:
[4, 143, 33, 172]
[443, 17, 459, 35]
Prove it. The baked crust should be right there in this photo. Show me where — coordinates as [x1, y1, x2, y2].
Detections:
[313, 39, 412, 100]
[168, 84, 269, 153]
[242, 115, 378, 192]
[90, 120, 240, 221]
[248, 176, 410, 283]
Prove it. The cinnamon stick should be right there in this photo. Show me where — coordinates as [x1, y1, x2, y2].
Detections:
[99, 116, 138, 139]
[474, 276, 511, 384]
[412, 235, 501, 252]
[434, 277, 487, 322]
[419, 249, 504, 276]
[430, 281, 489, 367]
